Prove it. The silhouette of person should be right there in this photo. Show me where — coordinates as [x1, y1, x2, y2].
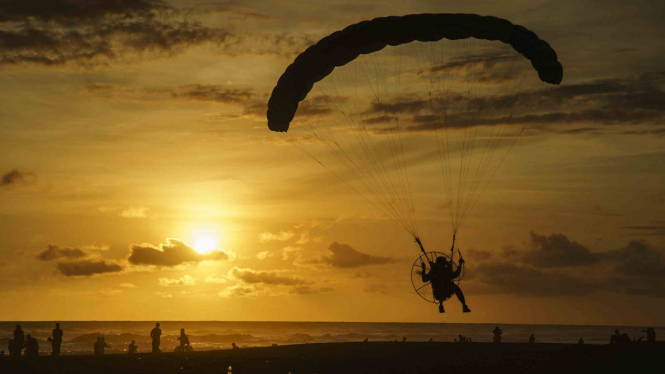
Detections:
[363, 338, 368, 343]
[8, 339, 19, 357]
[176, 328, 190, 353]
[128, 340, 138, 355]
[232, 342, 239, 350]
[493, 326, 502, 343]
[99, 337, 110, 354]
[13, 324, 25, 350]
[417, 238, 470, 314]
[529, 334, 535, 344]
[401, 337, 406, 342]
[51, 323, 63, 356]
[642, 327, 656, 343]
[94, 336, 101, 355]
[578, 337, 584, 345]
[23, 334, 39, 357]
[610, 329, 621, 344]
[150, 323, 162, 353]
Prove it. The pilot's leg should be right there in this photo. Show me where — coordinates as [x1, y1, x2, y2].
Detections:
[452, 284, 471, 313]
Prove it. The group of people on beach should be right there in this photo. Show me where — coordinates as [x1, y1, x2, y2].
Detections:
[5, 323, 61, 357]
[610, 328, 657, 345]
[3, 322, 197, 357]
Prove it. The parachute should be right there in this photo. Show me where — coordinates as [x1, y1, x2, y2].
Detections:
[266, 13, 562, 241]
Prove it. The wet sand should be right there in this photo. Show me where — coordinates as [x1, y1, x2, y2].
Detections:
[1, 341, 663, 374]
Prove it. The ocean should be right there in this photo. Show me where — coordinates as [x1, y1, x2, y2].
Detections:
[0, 321, 661, 355]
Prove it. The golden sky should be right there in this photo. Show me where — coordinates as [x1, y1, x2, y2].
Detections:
[1, 0, 664, 325]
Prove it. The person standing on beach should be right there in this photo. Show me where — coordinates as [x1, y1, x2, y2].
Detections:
[94, 337, 102, 355]
[99, 337, 110, 354]
[642, 328, 656, 343]
[528, 334, 535, 344]
[578, 337, 584, 345]
[51, 323, 63, 356]
[13, 324, 25, 350]
[493, 327, 502, 343]
[150, 323, 162, 353]
[176, 328, 190, 353]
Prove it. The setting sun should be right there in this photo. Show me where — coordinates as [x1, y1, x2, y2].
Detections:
[194, 236, 216, 254]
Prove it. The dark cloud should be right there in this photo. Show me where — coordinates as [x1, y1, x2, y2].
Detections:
[469, 231, 665, 298]
[621, 222, 665, 236]
[36, 245, 88, 261]
[172, 84, 254, 103]
[127, 238, 229, 267]
[56, 259, 124, 276]
[0, 0, 166, 23]
[365, 98, 427, 116]
[424, 51, 523, 84]
[523, 232, 602, 268]
[474, 262, 598, 296]
[305, 242, 397, 268]
[1, 169, 33, 186]
[84, 82, 255, 104]
[365, 71, 665, 134]
[229, 267, 309, 286]
[0, 0, 231, 66]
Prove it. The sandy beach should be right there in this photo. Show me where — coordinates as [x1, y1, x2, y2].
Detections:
[2, 341, 663, 374]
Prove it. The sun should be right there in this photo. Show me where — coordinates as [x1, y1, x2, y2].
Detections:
[194, 236, 216, 254]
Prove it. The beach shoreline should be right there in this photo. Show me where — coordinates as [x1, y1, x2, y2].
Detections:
[2, 341, 663, 374]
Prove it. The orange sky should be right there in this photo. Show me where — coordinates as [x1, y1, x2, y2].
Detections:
[0, 0, 664, 325]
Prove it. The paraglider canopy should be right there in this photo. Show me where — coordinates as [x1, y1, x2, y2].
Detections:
[268, 13, 562, 131]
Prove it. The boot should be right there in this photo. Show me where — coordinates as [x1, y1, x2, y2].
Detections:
[462, 305, 471, 313]
[439, 304, 445, 313]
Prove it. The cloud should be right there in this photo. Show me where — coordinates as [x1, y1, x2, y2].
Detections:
[228, 267, 309, 285]
[363, 284, 390, 294]
[0, 0, 232, 66]
[204, 274, 227, 284]
[56, 259, 124, 276]
[621, 221, 665, 236]
[289, 286, 333, 295]
[257, 251, 274, 260]
[0, 0, 166, 22]
[120, 206, 149, 218]
[295, 233, 310, 245]
[469, 231, 665, 298]
[127, 238, 229, 267]
[474, 262, 598, 296]
[119, 283, 137, 288]
[0, 0, 317, 67]
[158, 275, 195, 286]
[303, 242, 397, 268]
[259, 231, 295, 242]
[358, 71, 665, 134]
[37, 245, 88, 261]
[282, 246, 301, 260]
[219, 283, 261, 298]
[522, 232, 602, 268]
[1, 169, 33, 187]
[156, 291, 173, 298]
[172, 84, 254, 103]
